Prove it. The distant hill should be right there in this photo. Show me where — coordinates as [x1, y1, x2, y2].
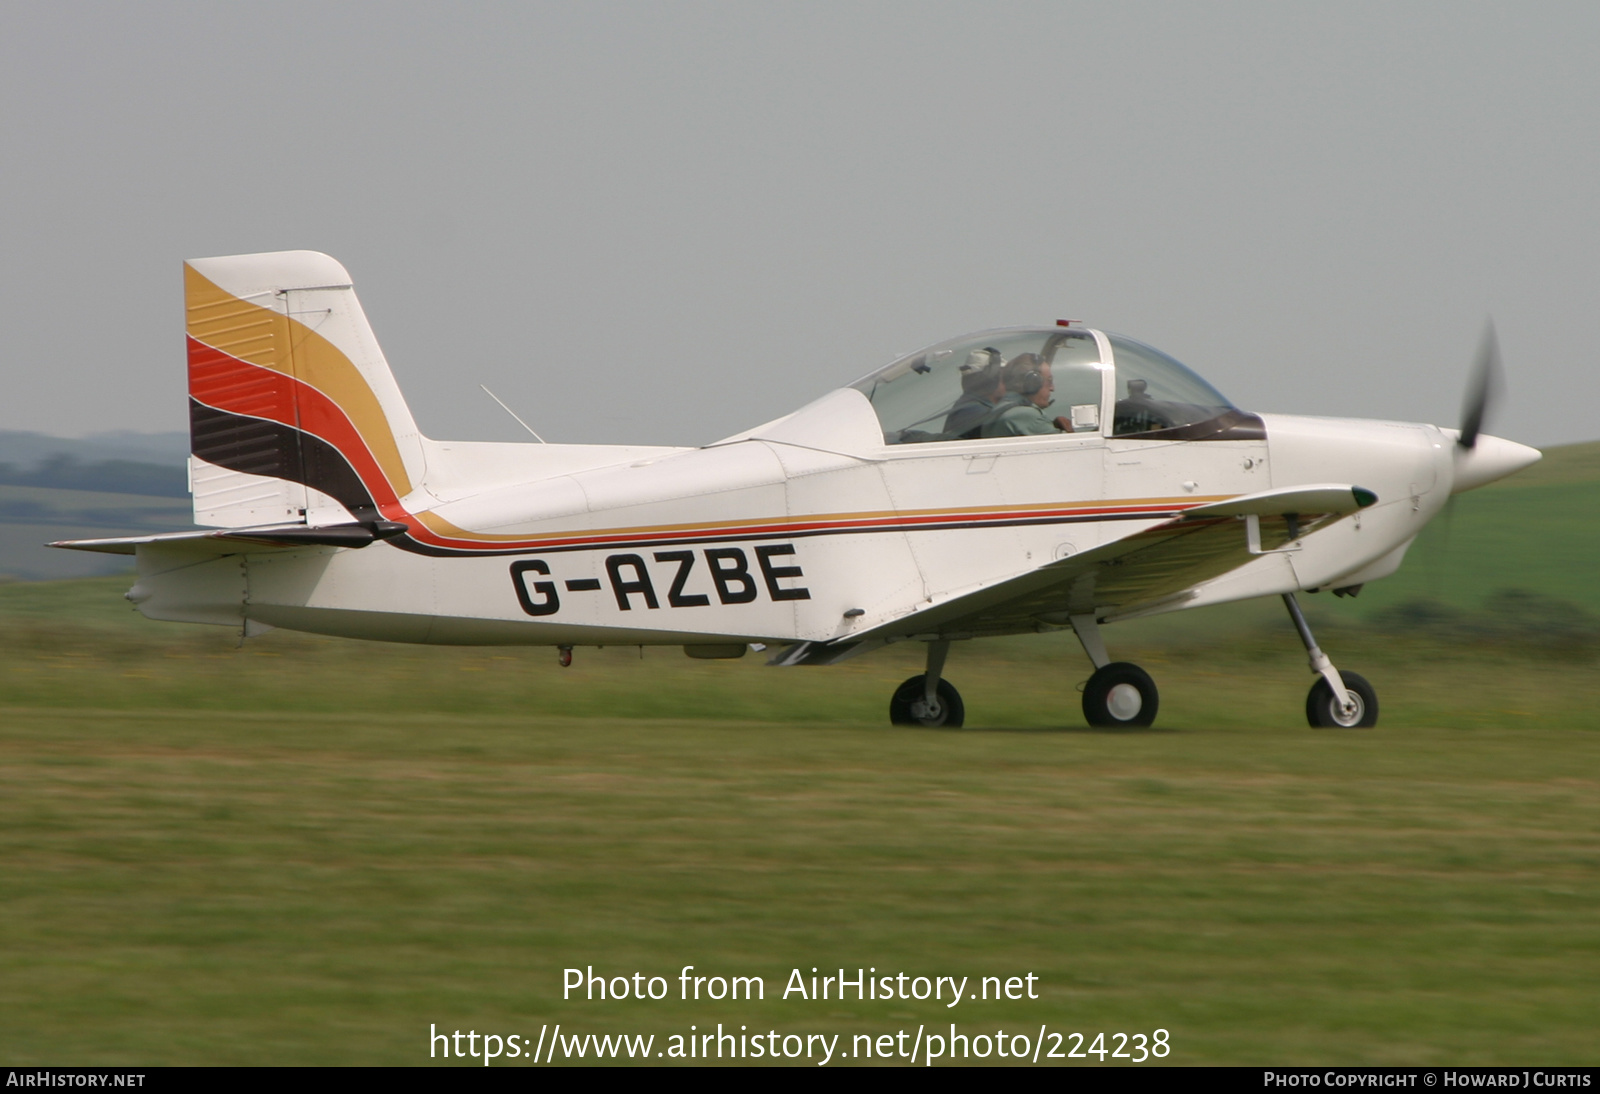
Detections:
[0, 430, 188, 499]
[0, 430, 188, 468]
[0, 430, 192, 580]
[0, 455, 187, 497]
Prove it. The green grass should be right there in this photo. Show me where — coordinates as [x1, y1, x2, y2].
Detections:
[1, 442, 1595, 1066]
[1339, 439, 1600, 617]
[2, 707, 1596, 1066]
[1348, 478, 1600, 618]
[2, 577, 1598, 1065]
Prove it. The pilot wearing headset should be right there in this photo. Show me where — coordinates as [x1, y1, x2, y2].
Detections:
[942, 347, 1006, 439]
[980, 353, 1072, 437]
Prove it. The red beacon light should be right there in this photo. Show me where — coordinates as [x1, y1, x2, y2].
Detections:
[1056, 319, 1079, 327]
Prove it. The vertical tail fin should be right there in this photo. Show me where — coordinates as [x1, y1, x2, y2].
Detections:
[185, 250, 427, 528]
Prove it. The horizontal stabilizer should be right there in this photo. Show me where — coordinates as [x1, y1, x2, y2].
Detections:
[49, 521, 409, 556]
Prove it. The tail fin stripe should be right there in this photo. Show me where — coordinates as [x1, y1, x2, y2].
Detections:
[189, 341, 405, 511]
[190, 400, 379, 518]
[189, 337, 301, 426]
[185, 265, 415, 498]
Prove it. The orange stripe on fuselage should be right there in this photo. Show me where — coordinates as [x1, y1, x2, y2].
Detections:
[398, 497, 1226, 554]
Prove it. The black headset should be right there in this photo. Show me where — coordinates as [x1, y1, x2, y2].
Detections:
[1009, 354, 1045, 396]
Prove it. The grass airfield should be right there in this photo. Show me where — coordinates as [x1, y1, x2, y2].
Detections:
[2, 444, 1597, 1066]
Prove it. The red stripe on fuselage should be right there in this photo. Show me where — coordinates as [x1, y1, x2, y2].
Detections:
[395, 498, 1200, 556]
[434, 504, 1189, 552]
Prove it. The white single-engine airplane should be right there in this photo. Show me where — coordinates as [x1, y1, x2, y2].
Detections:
[55, 251, 1540, 729]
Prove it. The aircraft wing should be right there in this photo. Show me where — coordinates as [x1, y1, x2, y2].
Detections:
[775, 484, 1375, 664]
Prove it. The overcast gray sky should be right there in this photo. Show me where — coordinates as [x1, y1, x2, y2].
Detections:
[2, 1, 1595, 449]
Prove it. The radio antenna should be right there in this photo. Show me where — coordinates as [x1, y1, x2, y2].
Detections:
[480, 385, 546, 443]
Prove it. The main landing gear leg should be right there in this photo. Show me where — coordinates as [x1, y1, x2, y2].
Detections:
[1074, 614, 1160, 728]
[1283, 592, 1378, 728]
[1069, 614, 1110, 671]
[888, 639, 965, 728]
[922, 639, 950, 714]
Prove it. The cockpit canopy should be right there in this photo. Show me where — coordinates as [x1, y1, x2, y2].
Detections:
[848, 327, 1246, 445]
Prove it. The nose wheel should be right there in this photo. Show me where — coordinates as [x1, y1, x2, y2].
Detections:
[1306, 671, 1378, 728]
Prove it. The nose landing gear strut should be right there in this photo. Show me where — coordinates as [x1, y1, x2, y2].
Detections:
[1284, 593, 1378, 728]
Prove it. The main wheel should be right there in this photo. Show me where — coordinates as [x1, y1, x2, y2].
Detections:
[1082, 662, 1159, 728]
[889, 675, 965, 728]
[1306, 672, 1378, 728]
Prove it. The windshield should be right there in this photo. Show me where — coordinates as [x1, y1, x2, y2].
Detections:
[1106, 334, 1237, 437]
[850, 328, 1105, 444]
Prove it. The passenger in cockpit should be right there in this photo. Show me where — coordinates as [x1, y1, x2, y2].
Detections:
[981, 354, 1071, 437]
[942, 348, 1005, 440]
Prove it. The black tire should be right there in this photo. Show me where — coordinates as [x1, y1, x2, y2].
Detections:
[1306, 671, 1378, 728]
[1082, 662, 1159, 728]
[889, 675, 965, 728]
